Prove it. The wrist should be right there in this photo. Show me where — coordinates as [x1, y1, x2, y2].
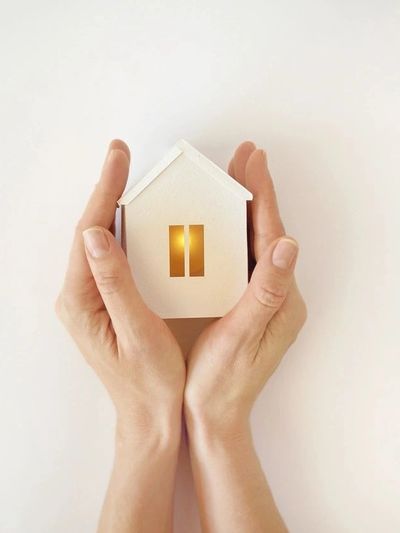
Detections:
[116, 406, 182, 452]
[184, 403, 251, 449]
[186, 417, 254, 466]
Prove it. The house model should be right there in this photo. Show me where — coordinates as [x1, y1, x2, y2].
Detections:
[117, 139, 253, 319]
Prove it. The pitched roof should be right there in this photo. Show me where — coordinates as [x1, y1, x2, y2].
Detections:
[117, 139, 253, 206]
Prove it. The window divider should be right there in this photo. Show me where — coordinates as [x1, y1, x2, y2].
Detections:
[184, 224, 190, 279]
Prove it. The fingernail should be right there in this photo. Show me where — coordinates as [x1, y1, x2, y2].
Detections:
[83, 228, 110, 258]
[105, 148, 118, 165]
[272, 238, 298, 269]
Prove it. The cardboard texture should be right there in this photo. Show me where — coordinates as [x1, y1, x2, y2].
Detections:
[118, 139, 253, 318]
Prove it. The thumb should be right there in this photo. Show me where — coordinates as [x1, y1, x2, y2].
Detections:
[227, 237, 299, 340]
[82, 226, 152, 338]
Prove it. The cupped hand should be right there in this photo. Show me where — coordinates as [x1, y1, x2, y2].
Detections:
[184, 142, 307, 436]
[55, 140, 185, 437]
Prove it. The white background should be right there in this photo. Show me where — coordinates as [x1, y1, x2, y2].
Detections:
[1, 1, 399, 532]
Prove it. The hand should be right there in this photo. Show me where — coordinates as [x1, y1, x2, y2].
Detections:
[55, 139, 185, 438]
[185, 142, 307, 437]
[183, 142, 306, 533]
[55, 140, 185, 532]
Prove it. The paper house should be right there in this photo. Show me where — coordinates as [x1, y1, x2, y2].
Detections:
[118, 139, 253, 319]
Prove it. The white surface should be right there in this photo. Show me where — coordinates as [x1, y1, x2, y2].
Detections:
[1, 1, 399, 532]
[118, 144, 184, 206]
[118, 139, 252, 205]
[123, 141, 250, 318]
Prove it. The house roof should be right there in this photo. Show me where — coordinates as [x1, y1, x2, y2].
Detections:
[117, 139, 253, 206]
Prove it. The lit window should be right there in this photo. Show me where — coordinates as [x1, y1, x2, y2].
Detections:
[189, 225, 204, 277]
[168, 224, 205, 277]
[169, 225, 185, 277]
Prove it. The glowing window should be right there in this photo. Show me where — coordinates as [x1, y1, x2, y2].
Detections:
[189, 225, 204, 277]
[169, 225, 185, 277]
[168, 224, 205, 277]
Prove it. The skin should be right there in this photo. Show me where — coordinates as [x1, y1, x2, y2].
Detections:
[185, 142, 307, 533]
[55, 139, 306, 533]
[55, 141, 185, 533]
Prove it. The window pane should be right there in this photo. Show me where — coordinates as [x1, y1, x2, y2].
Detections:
[189, 225, 204, 277]
[169, 225, 185, 277]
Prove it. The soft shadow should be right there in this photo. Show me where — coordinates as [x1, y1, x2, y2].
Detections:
[165, 317, 215, 357]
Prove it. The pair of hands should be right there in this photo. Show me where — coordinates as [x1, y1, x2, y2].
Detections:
[55, 138, 306, 448]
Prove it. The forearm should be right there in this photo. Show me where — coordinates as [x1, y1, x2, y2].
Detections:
[186, 416, 287, 533]
[98, 415, 181, 533]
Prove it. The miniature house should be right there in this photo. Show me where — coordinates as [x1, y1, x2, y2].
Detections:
[118, 139, 253, 319]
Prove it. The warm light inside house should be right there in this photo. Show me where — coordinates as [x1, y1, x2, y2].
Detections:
[189, 225, 204, 277]
[169, 224, 205, 277]
[169, 225, 185, 277]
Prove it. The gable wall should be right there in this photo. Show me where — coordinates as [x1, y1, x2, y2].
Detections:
[123, 154, 249, 318]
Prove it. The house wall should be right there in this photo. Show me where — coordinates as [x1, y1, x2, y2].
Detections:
[124, 154, 249, 318]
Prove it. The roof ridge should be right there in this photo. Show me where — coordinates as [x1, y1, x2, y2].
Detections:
[118, 139, 252, 206]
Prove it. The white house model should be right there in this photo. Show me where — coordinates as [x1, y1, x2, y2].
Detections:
[118, 139, 253, 319]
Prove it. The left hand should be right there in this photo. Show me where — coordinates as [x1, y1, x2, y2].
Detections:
[184, 142, 307, 437]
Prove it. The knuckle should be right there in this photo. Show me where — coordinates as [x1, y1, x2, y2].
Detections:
[54, 291, 97, 337]
[54, 292, 74, 324]
[74, 214, 99, 236]
[54, 290, 85, 326]
[74, 217, 87, 236]
[272, 295, 307, 344]
[253, 278, 287, 309]
[297, 297, 308, 329]
[95, 268, 121, 295]
[54, 293, 65, 320]
[290, 293, 308, 336]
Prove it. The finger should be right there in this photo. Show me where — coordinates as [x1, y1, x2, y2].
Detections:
[232, 141, 256, 187]
[63, 140, 130, 299]
[231, 141, 257, 264]
[224, 236, 299, 342]
[245, 149, 285, 260]
[82, 226, 153, 339]
[267, 279, 307, 348]
[79, 140, 130, 230]
[228, 158, 235, 177]
[110, 217, 116, 236]
[261, 280, 307, 374]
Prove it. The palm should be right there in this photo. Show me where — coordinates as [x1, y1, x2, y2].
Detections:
[186, 142, 306, 414]
[189, 142, 283, 354]
[60, 141, 183, 371]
